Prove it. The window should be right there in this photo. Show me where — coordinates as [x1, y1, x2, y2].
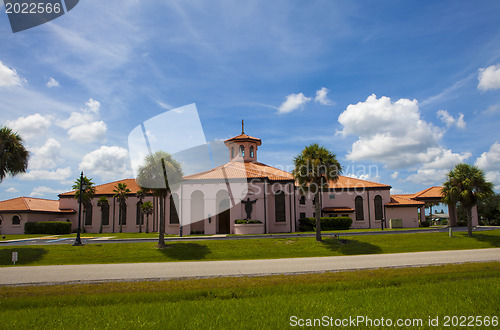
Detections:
[136, 201, 143, 226]
[342, 214, 348, 217]
[231, 147, 234, 159]
[250, 146, 254, 158]
[0, 216, 2, 226]
[239, 145, 245, 157]
[329, 194, 335, 199]
[312, 196, 316, 205]
[119, 202, 127, 225]
[84, 200, 93, 226]
[299, 196, 305, 205]
[374, 195, 383, 220]
[274, 190, 286, 222]
[300, 212, 306, 219]
[355, 196, 364, 221]
[12, 215, 21, 225]
[101, 202, 109, 226]
[170, 194, 179, 224]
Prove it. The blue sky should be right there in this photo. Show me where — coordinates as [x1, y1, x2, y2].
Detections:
[1, 0, 500, 202]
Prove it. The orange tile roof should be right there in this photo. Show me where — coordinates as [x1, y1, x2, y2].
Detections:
[327, 176, 391, 189]
[183, 161, 293, 181]
[386, 195, 425, 207]
[60, 178, 143, 197]
[224, 133, 262, 146]
[0, 197, 74, 213]
[323, 207, 354, 213]
[412, 186, 444, 200]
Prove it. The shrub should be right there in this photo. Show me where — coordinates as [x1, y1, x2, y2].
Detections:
[24, 221, 72, 234]
[298, 217, 352, 231]
[234, 219, 263, 224]
[420, 220, 431, 227]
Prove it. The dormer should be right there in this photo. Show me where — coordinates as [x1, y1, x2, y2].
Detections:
[224, 120, 262, 162]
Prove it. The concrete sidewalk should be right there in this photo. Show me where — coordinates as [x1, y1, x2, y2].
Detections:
[1, 248, 499, 286]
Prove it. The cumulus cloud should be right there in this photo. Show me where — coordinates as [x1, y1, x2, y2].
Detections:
[67, 121, 107, 142]
[314, 87, 333, 105]
[437, 110, 466, 129]
[475, 141, 500, 189]
[57, 98, 101, 129]
[6, 113, 53, 140]
[278, 93, 311, 114]
[0, 60, 24, 87]
[46, 77, 60, 88]
[30, 138, 61, 169]
[80, 146, 132, 180]
[478, 64, 500, 91]
[20, 167, 72, 181]
[30, 186, 62, 197]
[6, 187, 19, 193]
[406, 169, 450, 185]
[391, 172, 399, 179]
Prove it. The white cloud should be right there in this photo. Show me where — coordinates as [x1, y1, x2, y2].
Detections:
[278, 93, 311, 114]
[46, 77, 60, 88]
[157, 100, 174, 110]
[6, 187, 19, 193]
[80, 146, 132, 180]
[406, 169, 450, 185]
[67, 121, 107, 142]
[437, 110, 466, 129]
[391, 172, 399, 179]
[478, 64, 500, 91]
[6, 113, 53, 140]
[30, 138, 61, 169]
[20, 167, 72, 181]
[57, 98, 101, 129]
[421, 148, 471, 170]
[475, 142, 500, 189]
[314, 87, 333, 105]
[30, 186, 62, 197]
[0, 60, 24, 87]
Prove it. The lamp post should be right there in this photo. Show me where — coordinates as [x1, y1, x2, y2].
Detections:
[73, 171, 87, 246]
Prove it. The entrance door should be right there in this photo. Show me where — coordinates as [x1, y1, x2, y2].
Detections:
[217, 199, 230, 234]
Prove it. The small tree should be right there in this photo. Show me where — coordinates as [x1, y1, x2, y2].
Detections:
[136, 190, 145, 233]
[293, 144, 342, 241]
[141, 201, 153, 234]
[113, 183, 131, 233]
[97, 196, 109, 234]
[442, 164, 493, 237]
[0, 126, 29, 183]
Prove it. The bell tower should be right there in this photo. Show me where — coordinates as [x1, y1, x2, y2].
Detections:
[224, 120, 262, 162]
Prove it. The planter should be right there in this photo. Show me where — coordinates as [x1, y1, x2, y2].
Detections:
[233, 223, 265, 235]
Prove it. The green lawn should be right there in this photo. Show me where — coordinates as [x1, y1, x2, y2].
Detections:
[1, 230, 499, 266]
[0, 262, 498, 329]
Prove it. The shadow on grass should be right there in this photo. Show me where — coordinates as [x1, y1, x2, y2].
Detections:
[471, 233, 500, 247]
[0, 247, 47, 266]
[321, 238, 383, 255]
[158, 243, 210, 260]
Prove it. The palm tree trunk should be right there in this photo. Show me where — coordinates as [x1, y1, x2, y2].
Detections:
[467, 207, 473, 237]
[146, 214, 149, 233]
[158, 195, 166, 248]
[315, 191, 322, 241]
[118, 204, 122, 233]
[99, 207, 103, 234]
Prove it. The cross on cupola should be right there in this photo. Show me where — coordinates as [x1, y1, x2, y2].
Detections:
[224, 120, 262, 162]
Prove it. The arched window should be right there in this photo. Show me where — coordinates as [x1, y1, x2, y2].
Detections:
[101, 202, 109, 226]
[250, 146, 254, 158]
[355, 196, 364, 221]
[84, 200, 93, 226]
[312, 196, 316, 205]
[12, 215, 21, 225]
[231, 147, 234, 159]
[170, 193, 179, 224]
[374, 195, 383, 220]
[299, 196, 306, 205]
[119, 202, 127, 225]
[136, 201, 143, 226]
[240, 145, 245, 157]
[275, 190, 286, 222]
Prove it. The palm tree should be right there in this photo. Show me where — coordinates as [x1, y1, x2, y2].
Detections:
[293, 144, 342, 241]
[136, 190, 145, 233]
[113, 182, 131, 233]
[72, 175, 96, 206]
[442, 163, 493, 237]
[0, 126, 29, 183]
[135, 151, 183, 248]
[141, 201, 153, 234]
[97, 196, 109, 234]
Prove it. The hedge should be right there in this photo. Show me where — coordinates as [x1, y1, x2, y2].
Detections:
[234, 219, 263, 224]
[298, 217, 352, 231]
[24, 221, 72, 235]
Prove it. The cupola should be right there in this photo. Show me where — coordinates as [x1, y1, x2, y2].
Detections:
[224, 120, 262, 162]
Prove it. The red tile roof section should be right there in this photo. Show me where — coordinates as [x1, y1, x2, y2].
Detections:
[0, 197, 74, 213]
[412, 186, 444, 199]
[183, 161, 293, 181]
[386, 195, 425, 207]
[327, 176, 391, 189]
[60, 178, 143, 196]
[224, 133, 262, 146]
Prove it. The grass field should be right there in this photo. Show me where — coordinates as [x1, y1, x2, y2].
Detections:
[1, 230, 499, 266]
[0, 262, 498, 328]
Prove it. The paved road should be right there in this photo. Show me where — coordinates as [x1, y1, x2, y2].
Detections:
[1, 248, 498, 286]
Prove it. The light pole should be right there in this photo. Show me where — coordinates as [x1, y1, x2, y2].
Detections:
[73, 171, 87, 246]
